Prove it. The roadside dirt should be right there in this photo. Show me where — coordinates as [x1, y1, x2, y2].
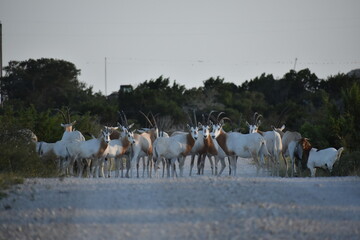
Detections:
[1, 158, 359, 240]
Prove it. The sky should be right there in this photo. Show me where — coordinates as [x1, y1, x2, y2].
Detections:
[1, 0, 360, 95]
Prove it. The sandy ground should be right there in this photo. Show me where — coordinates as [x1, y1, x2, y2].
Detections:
[1, 158, 360, 240]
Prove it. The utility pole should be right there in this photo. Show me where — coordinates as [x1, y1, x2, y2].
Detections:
[0, 22, 2, 78]
[0, 22, 3, 107]
[293, 57, 298, 71]
[105, 57, 107, 96]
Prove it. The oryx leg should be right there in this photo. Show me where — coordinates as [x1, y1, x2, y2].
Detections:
[146, 156, 153, 178]
[208, 155, 214, 175]
[136, 157, 140, 178]
[189, 154, 196, 176]
[214, 156, 219, 175]
[217, 157, 226, 176]
[282, 152, 289, 177]
[91, 158, 100, 178]
[165, 158, 171, 178]
[77, 158, 84, 178]
[84, 158, 91, 178]
[114, 157, 120, 178]
[153, 157, 159, 178]
[229, 156, 237, 176]
[171, 158, 178, 178]
[228, 157, 232, 175]
[252, 151, 263, 176]
[178, 157, 185, 177]
[142, 157, 146, 178]
[310, 167, 316, 177]
[103, 158, 110, 178]
[197, 154, 204, 175]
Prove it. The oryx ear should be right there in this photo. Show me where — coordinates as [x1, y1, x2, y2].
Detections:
[71, 120, 77, 125]
[60, 123, 65, 127]
[198, 122, 202, 128]
[128, 123, 135, 129]
[187, 124, 191, 129]
[246, 121, 250, 127]
[280, 125, 285, 131]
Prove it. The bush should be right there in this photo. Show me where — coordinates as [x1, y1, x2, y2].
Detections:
[0, 129, 58, 177]
[333, 151, 360, 176]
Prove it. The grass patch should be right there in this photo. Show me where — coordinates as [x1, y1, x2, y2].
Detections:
[0, 129, 58, 199]
[333, 151, 360, 176]
[0, 129, 58, 178]
[0, 173, 24, 199]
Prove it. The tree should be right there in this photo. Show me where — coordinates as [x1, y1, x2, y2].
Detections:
[0, 58, 83, 110]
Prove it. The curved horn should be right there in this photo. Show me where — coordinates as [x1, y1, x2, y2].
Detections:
[255, 113, 263, 126]
[56, 108, 68, 123]
[186, 111, 194, 126]
[217, 112, 225, 121]
[66, 107, 71, 124]
[118, 111, 125, 126]
[220, 117, 231, 123]
[276, 106, 290, 127]
[150, 112, 158, 128]
[121, 111, 128, 127]
[139, 111, 154, 128]
[253, 112, 258, 125]
[207, 110, 216, 123]
[202, 114, 206, 125]
[208, 110, 218, 124]
[193, 109, 197, 126]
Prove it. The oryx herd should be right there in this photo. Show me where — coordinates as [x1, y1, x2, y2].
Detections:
[34, 110, 344, 178]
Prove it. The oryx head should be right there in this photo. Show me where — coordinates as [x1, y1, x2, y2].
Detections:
[210, 122, 223, 139]
[57, 108, 76, 132]
[199, 122, 210, 140]
[295, 138, 312, 169]
[187, 124, 198, 141]
[117, 122, 136, 144]
[102, 127, 112, 144]
[125, 128, 136, 144]
[246, 112, 262, 134]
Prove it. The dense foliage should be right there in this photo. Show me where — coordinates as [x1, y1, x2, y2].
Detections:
[0, 58, 359, 176]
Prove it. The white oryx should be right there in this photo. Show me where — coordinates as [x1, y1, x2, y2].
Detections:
[72, 128, 112, 177]
[246, 113, 283, 176]
[57, 108, 85, 142]
[54, 108, 86, 176]
[36, 141, 56, 158]
[153, 125, 199, 178]
[210, 121, 270, 176]
[130, 127, 159, 178]
[103, 125, 135, 178]
[293, 138, 344, 177]
[201, 123, 228, 176]
[131, 111, 172, 178]
[171, 123, 212, 176]
[189, 123, 214, 176]
[272, 125, 302, 177]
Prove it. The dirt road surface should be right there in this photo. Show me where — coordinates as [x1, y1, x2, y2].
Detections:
[1, 158, 360, 240]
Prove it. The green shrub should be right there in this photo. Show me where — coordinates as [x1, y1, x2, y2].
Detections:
[0, 129, 58, 177]
[333, 151, 360, 176]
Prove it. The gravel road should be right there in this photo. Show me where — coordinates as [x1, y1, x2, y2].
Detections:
[1, 158, 360, 240]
